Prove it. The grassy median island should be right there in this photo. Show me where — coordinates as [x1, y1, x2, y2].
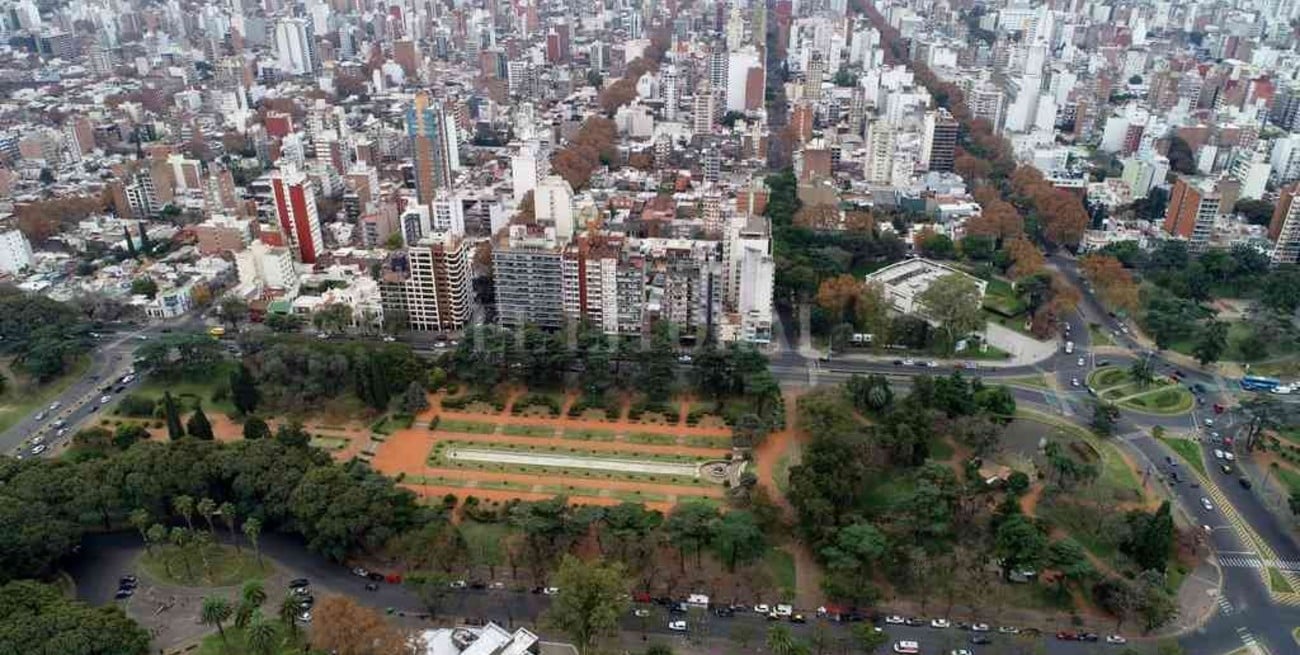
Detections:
[139, 542, 268, 588]
[0, 355, 90, 434]
[1086, 368, 1194, 415]
[1159, 435, 1207, 477]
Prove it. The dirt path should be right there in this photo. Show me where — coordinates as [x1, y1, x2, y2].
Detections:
[429, 391, 732, 437]
[752, 391, 804, 517]
[1020, 483, 1045, 516]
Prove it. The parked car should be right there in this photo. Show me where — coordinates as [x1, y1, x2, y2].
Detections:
[289, 578, 309, 589]
[1056, 632, 1078, 641]
[931, 619, 951, 629]
[668, 620, 687, 632]
[905, 617, 926, 627]
[884, 615, 906, 625]
[1106, 635, 1127, 645]
[754, 604, 772, 614]
[970, 635, 993, 645]
[998, 626, 1020, 634]
[970, 623, 990, 632]
[633, 609, 651, 618]
[351, 567, 370, 578]
[1081, 633, 1099, 642]
[791, 614, 806, 623]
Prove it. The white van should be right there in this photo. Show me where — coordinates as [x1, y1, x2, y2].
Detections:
[1065, 341, 1075, 354]
[893, 641, 920, 654]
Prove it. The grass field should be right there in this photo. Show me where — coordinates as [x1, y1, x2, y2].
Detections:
[438, 419, 497, 434]
[309, 436, 348, 451]
[765, 548, 797, 601]
[999, 374, 1051, 390]
[1159, 436, 1207, 477]
[139, 543, 268, 588]
[1271, 567, 1296, 594]
[197, 623, 303, 655]
[502, 423, 555, 437]
[1087, 368, 1193, 415]
[0, 355, 90, 434]
[1088, 323, 1115, 347]
[135, 368, 239, 417]
[1275, 466, 1300, 496]
[1016, 409, 1143, 498]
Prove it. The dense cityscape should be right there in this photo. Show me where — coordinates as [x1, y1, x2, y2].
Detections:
[0, 0, 1299, 654]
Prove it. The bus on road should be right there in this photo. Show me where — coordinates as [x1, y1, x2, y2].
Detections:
[1240, 375, 1281, 392]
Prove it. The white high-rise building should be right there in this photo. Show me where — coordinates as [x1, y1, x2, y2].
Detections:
[0, 229, 33, 274]
[863, 120, 895, 185]
[726, 46, 761, 112]
[535, 175, 575, 242]
[1232, 145, 1272, 200]
[432, 190, 466, 237]
[662, 66, 680, 120]
[234, 240, 301, 297]
[737, 241, 774, 343]
[510, 141, 547, 203]
[275, 17, 317, 76]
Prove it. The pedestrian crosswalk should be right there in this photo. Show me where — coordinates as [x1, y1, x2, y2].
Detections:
[1236, 626, 1257, 649]
[1217, 555, 1300, 571]
[1217, 595, 1235, 616]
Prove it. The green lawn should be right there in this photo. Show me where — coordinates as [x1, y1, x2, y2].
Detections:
[135, 365, 239, 417]
[564, 428, 618, 441]
[139, 543, 269, 588]
[370, 413, 413, 435]
[1271, 568, 1296, 593]
[626, 432, 677, 445]
[502, 423, 555, 437]
[1275, 466, 1300, 496]
[765, 548, 797, 601]
[0, 355, 90, 435]
[197, 622, 304, 655]
[929, 437, 954, 461]
[1088, 323, 1115, 347]
[999, 374, 1051, 390]
[437, 419, 497, 434]
[1016, 409, 1143, 498]
[1158, 436, 1207, 477]
[309, 436, 348, 451]
[1086, 369, 1192, 415]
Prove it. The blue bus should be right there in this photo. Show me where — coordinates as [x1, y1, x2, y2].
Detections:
[1240, 375, 1281, 392]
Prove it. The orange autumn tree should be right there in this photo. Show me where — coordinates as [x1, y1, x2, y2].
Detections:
[1079, 253, 1140, 314]
[1006, 237, 1046, 279]
[815, 274, 865, 323]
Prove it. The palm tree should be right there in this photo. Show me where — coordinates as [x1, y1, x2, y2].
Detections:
[1129, 357, 1154, 389]
[243, 611, 278, 655]
[169, 527, 194, 580]
[197, 497, 218, 536]
[766, 624, 797, 655]
[174, 495, 195, 531]
[199, 597, 233, 648]
[129, 509, 152, 554]
[218, 502, 239, 553]
[145, 523, 168, 566]
[278, 595, 301, 641]
[243, 518, 263, 568]
[241, 580, 267, 608]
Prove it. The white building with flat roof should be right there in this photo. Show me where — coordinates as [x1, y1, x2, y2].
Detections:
[0, 229, 33, 274]
[866, 257, 987, 316]
[419, 623, 565, 655]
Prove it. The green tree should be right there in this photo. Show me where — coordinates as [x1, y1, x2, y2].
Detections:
[402, 380, 430, 415]
[197, 497, 217, 535]
[113, 424, 149, 450]
[994, 515, 1047, 580]
[186, 402, 214, 440]
[915, 273, 986, 353]
[163, 391, 184, 440]
[242, 416, 271, 440]
[852, 623, 888, 652]
[820, 522, 887, 606]
[665, 501, 720, 570]
[711, 510, 766, 572]
[122, 225, 137, 258]
[200, 596, 233, 646]
[278, 595, 301, 641]
[1047, 538, 1095, 592]
[405, 571, 453, 618]
[274, 420, 310, 448]
[1122, 502, 1174, 572]
[1129, 357, 1155, 389]
[129, 277, 158, 299]
[731, 413, 769, 450]
[1233, 199, 1274, 225]
[218, 296, 249, 330]
[244, 611, 277, 655]
[1090, 399, 1121, 436]
[218, 502, 239, 553]
[243, 517, 263, 568]
[229, 364, 260, 415]
[1193, 320, 1228, 366]
[129, 509, 153, 554]
[543, 555, 630, 655]
[637, 323, 678, 401]
[173, 495, 195, 531]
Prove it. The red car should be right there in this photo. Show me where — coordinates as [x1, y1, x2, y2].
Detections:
[633, 592, 652, 603]
[1213, 404, 1225, 415]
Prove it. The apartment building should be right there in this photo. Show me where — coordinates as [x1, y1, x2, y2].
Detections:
[1270, 182, 1300, 266]
[493, 225, 566, 329]
[1163, 176, 1220, 252]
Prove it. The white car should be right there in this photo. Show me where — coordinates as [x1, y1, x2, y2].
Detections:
[633, 609, 650, 618]
[754, 604, 771, 614]
[1077, 357, 1085, 366]
[542, 587, 559, 595]
[34, 412, 45, 421]
[48, 401, 60, 411]
[382, 336, 397, 343]
[902, 358, 916, 366]
[1213, 449, 1225, 460]
[668, 620, 687, 632]
[1071, 377, 1080, 387]
[100, 395, 112, 404]
[930, 618, 951, 629]
[1201, 498, 1214, 511]
[1224, 452, 1235, 462]
[351, 567, 369, 578]
[885, 615, 906, 625]
[448, 580, 467, 589]
[970, 623, 990, 632]
[31, 444, 46, 455]
[950, 650, 972, 655]
[677, 354, 693, 363]
[1106, 635, 1127, 645]
[925, 361, 939, 368]
[1205, 418, 1215, 427]
[297, 611, 311, 623]
[998, 626, 1020, 634]
[774, 604, 793, 617]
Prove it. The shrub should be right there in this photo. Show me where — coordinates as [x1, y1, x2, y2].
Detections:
[513, 393, 560, 416]
[116, 394, 157, 418]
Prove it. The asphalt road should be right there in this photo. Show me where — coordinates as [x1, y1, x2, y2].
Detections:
[69, 531, 1140, 655]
